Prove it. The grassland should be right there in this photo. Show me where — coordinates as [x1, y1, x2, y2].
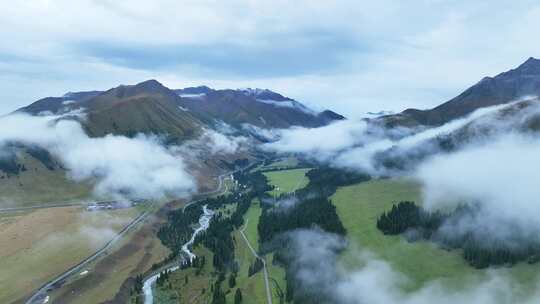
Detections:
[263, 168, 311, 196]
[231, 199, 286, 304]
[0, 156, 94, 207]
[148, 169, 306, 304]
[332, 178, 540, 292]
[229, 199, 266, 304]
[0, 206, 141, 304]
[47, 201, 172, 304]
[258, 157, 299, 171]
[151, 199, 270, 304]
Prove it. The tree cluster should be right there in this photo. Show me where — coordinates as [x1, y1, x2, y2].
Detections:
[247, 258, 264, 277]
[377, 201, 540, 268]
[257, 166, 369, 303]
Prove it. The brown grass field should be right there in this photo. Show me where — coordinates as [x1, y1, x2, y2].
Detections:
[47, 200, 179, 304]
[0, 206, 140, 304]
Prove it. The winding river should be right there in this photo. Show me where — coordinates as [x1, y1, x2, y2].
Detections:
[142, 205, 214, 304]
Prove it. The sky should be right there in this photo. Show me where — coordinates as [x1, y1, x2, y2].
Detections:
[1, 0, 540, 117]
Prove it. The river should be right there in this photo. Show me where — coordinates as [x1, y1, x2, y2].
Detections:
[142, 205, 214, 304]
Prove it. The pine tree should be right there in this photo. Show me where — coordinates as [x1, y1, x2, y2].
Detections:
[228, 273, 236, 288]
[234, 288, 243, 304]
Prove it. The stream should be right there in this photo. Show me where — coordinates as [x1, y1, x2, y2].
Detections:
[142, 205, 214, 304]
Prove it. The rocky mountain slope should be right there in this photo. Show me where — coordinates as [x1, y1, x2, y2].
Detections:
[175, 86, 344, 129]
[379, 57, 540, 128]
[18, 81, 343, 140]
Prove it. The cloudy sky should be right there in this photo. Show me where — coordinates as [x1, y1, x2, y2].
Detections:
[1, 0, 540, 117]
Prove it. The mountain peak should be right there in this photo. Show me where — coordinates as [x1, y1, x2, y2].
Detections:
[239, 88, 292, 101]
[134, 79, 166, 90]
[107, 79, 174, 99]
[175, 85, 214, 97]
[516, 57, 540, 73]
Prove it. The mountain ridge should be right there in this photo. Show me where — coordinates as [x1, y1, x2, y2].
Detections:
[17, 81, 344, 138]
[380, 57, 540, 128]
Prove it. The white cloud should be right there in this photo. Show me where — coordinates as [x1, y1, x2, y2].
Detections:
[0, 114, 195, 199]
[1, 1, 540, 117]
[263, 119, 368, 160]
[288, 230, 540, 304]
[265, 101, 516, 173]
[417, 133, 540, 235]
[178, 128, 247, 155]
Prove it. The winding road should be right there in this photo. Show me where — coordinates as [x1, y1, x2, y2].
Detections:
[26, 210, 151, 304]
[24, 171, 234, 304]
[240, 219, 273, 304]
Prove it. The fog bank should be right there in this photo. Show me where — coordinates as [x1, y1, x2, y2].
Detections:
[0, 114, 195, 199]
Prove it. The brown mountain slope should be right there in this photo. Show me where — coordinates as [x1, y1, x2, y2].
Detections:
[80, 80, 202, 140]
[18, 80, 203, 142]
[175, 87, 344, 129]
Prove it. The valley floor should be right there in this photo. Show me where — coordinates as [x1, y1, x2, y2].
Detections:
[0, 205, 141, 304]
[332, 178, 540, 294]
[8, 160, 540, 304]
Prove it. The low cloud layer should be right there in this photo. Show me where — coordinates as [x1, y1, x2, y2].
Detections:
[288, 230, 540, 304]
[265, 101, 516, 173]
[417, 133, 540, 238]
[269, 99, 540, 303]
[264, 119, 369, 160]
[0, 114, 195, 199]
[175, 127, 248, 157]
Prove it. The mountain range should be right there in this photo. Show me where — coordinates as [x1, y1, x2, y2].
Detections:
[4, 57, 540, 203]
[17, 80, 343, 141]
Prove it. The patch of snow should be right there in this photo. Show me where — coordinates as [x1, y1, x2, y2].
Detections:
[178, 93, 206, 98]
[62, 99, 76, 105]
[80, 270, 89, 276]
[178, 106, 189, 111]
[364, 110, 394, 118]
[240, 88, 269, 96]
[256, 98, 316, 115]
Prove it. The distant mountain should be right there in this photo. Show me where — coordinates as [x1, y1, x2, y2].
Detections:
[18, 80, 203, 141]
[20, 91, 102, 115]
[174, 86, 213, 97]
[175, 87, 344, 129]
[18, 82, 343, 140]
[380, 57, 540, 128]
[10, 80, 344, 202]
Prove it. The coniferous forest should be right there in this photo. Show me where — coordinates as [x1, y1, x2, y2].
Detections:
[256, 167, 370, 303]
[377, 201, 540, 268]
[153, 164, 372, 304]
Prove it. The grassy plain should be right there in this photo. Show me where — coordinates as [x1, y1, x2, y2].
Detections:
[259, 157, 298, 171]
[0, 156, 94, 208]
[231, 199, 286, 304]
[48, 201, 172, 304]
[263, 168, 311, 196]
[332, 178, 540, 292]
[0, 206, 140, 304]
